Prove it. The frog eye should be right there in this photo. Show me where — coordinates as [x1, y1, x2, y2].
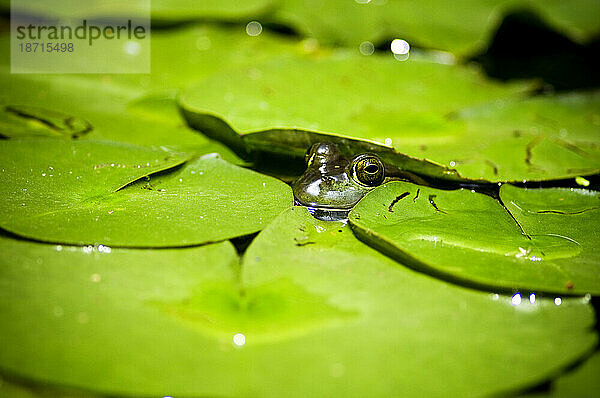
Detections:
[352, 155, 385, 186]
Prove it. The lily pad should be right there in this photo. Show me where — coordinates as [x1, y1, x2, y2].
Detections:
[0, 139, 293, 246]
[271, 0, 600, 55]
[392, 91, 600, 181]
[0, 71, 233, 159]
[349, 181, 600, 295]
[0, 236, 244, 396]
[500, 184, 600, 294]
[0, 25, 309, 164]
[239, 206, 597, 397]
[0, 204, 596, 397]
[180, 53, 536, 181]
[88, 24, 303, 92]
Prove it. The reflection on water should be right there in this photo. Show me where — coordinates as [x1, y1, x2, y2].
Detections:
[303, 205, 350, 222]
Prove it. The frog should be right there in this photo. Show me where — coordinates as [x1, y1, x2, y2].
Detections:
[292, 142, 500, 221]
[292, 142, 418, 220]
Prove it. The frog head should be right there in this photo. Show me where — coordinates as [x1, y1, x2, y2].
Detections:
[292, 142, 385, 214]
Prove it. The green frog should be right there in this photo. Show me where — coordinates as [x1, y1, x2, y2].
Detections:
[292, 142, 417, 220]
[292, 142, 496, 221]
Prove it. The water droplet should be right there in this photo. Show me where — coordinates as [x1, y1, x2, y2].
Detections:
[41, 173, 46, 177]
[583, 293, 591, 303]
[391, 39, 410, 55]
[359, 41, 374, 56]
[384, 137, 392, 146]
[233, 333, 246, 346]
[529, 293, 536, 304]
[90, 273, 101, 283]
[97, 244, 112, 254]
[245, 21, 262, 36]
[449, 161, 456, 167]
[55, 245, 63, 252]
[554, 297, 562, 306]
[511, 293, 522, 306]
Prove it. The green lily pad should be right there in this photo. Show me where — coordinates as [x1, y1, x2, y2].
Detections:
[180, 53, 529, 136]
[239, 206, 597, 397]
[0, 139, 293, 246]
[0, 71, 243, 165]
[271, 0, 600, 55]
[0, 236, 242, 396]
[349, 181, 600, 295]
[392, 91, 600, 181]
[0, 209, 596, 397]
[500, 184, 600, 294]
[180, 53, 536, 181]
[0, 25, 308, 164]
[87, 24, 303, 92]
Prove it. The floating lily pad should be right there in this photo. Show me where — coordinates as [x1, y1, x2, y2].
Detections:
[349, 181, 600, 295]
[0, 71, 237, 161]
[239, 206, 596, 397]
[271, 0, 600, 55]
[0, 139, 293, 246]
[392, 91, 600, 181]
[0, 236, 245, 396]
[501, 184, 600, 294]
[0, 25, 308, 164]
[180, 53, 537, 181]
[91, 25, 302, 92]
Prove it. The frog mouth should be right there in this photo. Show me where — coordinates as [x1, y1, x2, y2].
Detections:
[294, 200, 351, 222]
